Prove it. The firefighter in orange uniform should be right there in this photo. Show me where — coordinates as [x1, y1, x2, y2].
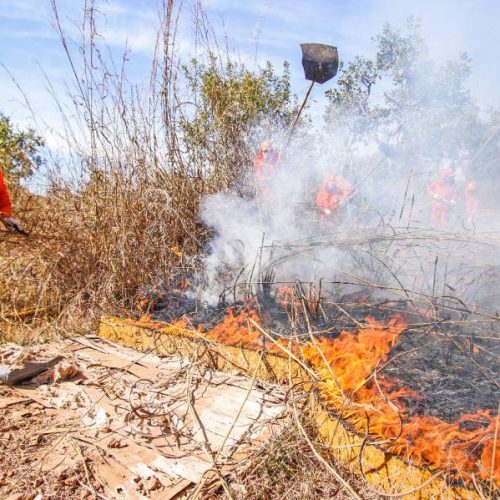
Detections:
[427, 167, 459, 226]
[316, 172, 353, 219]
[0, 168, 26, 234]
[253, 140, 280, 197]
[464, 180, 479, 224]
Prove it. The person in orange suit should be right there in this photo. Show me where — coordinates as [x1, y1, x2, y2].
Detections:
[427, 167, 459, 226]
[0, 168, 26, 234]
[464, 180, 479, 224]
[253, 140, 280, 195]
[316, 172, 353, 219]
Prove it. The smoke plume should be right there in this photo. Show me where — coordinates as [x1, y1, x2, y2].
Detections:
[195, 22, 500, 317]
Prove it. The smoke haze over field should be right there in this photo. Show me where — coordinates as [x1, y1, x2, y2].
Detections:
[197, 142, 500, 310]
[1, 1, 499, 313]
[196, 21, 500, 312]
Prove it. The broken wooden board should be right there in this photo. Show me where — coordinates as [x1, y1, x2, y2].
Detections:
[0, 335, 286, 499]
[99, 315, 484, 500]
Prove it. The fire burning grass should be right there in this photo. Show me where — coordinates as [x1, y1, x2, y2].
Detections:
[302, 316, 499, 488]
[131, 302, 499, 492]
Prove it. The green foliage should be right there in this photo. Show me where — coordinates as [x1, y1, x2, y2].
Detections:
[0, 113, 44, 184]
[180, 58, 296, 189]
[325, 20, 428, 140]
[324, 19, 490, 165]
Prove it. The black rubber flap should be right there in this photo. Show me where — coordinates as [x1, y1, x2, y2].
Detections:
[300, 43, 339, 84]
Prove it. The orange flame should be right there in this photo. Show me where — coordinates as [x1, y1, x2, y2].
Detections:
[134, 305, 499, 486]
[301, 315, 499, 485]
[205, 306, 263, 349]
[302, 316, 406, 394]
[277, 285, 321, 317]
[277, 286, 300, 312]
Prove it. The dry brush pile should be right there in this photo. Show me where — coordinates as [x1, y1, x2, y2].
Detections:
[0, 0, 296, 341]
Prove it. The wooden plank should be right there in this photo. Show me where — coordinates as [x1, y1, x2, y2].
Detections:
[151, 454, 213, 484]
[0, 334, 287, 496]
[0, 395, 31, 408]
[99, 315, 480, 499]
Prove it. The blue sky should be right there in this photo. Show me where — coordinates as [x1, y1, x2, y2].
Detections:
[1, 0, 499, 150]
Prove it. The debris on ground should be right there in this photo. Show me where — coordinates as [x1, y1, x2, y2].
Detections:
[0, 336, 287, 499]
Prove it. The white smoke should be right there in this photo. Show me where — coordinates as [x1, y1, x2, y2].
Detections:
[194, 21, 500, 314]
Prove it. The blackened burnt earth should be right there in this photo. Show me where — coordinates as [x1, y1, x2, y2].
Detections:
[383, 326, 500, 422]
[147, 289, 499, 423]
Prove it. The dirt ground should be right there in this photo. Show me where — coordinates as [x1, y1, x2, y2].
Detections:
[0, 336, 288, 499]
[0, 385, 100, 499]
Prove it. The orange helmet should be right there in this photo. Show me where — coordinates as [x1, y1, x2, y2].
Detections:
[323, 173, 335, 185]
[257, 140, 279, 165]
[259, 140, 274, 153]
[465, 181, 476, 192]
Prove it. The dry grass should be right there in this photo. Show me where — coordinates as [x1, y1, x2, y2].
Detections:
[0, 0, 286, 343]
[0, 161, 214, 343]
[212, 418, 375, 499]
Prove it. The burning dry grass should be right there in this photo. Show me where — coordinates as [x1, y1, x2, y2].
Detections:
[128, 301, 499, 494]
[303, 318, 499, 488]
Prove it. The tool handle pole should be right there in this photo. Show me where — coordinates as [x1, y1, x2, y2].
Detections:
[281, 80, 315, 158]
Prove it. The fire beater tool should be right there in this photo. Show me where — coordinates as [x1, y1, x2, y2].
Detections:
[2, 216, 29, 237]
[282, 43, 339, 154]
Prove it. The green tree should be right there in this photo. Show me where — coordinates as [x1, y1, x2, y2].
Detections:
[179, 58, 296, 191]
[324, 20, 490, 166]
[0, 113, 44, 184]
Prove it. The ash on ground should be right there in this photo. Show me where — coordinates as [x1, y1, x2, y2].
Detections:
[143, 286, 499, 424]
[384, 326, 500, 422]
